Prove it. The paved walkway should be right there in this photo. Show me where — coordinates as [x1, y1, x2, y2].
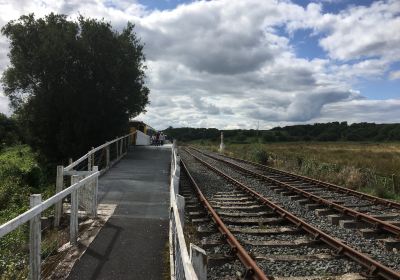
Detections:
[67, 145, 171, 280]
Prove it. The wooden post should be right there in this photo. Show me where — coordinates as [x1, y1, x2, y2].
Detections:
[29, 194, 42, 280]
[88, 148, 94, 171]
[54, 165, 63, 227]
[116, 137, 119, 159]
[175, 155, 181, 178]
[190, 243, 207, 280]
[69, 158, 73, 186]
[92, 166, 98, 218]
[176, 194, 185, 229]
[172, 175, 179, 198]
[120, 138, 123, 157]
[91, 147, 95, 169]
[70, 176, 79, 245]
[106, 144, 110, 168]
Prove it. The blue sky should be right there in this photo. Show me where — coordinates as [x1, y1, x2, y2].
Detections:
[138, 0, 191, 10]
[0, 0, 399, 129]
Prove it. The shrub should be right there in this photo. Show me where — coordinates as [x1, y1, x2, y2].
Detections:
[249, 146, 269, 165]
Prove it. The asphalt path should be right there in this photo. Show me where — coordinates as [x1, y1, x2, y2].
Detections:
[67, 145, 171, 280]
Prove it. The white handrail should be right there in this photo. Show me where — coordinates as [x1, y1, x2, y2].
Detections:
[64, 132, 136, 171]
[0, 171, 99, 238]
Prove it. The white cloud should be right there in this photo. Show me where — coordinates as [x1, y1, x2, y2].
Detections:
[389, 70, 400, 81]
[287, 0, 400, 62]
[319, 99, 400, 123]
[0, 0, 399, 129]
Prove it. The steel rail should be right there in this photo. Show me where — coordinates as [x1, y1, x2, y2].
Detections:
[189, 147, 400, 238]
[180, 159, 269, 280]
[183, 148, 400, 280]
[215, 150, 400, 210]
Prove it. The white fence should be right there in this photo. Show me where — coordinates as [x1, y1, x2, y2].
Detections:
[169, 142, 206, 280]
[135, 130, 151, 145]
[55, 132, 135, 226]
[0, 132, 135, 280]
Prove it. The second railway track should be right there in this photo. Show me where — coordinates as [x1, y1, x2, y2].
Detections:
[179, 146, 400, 279]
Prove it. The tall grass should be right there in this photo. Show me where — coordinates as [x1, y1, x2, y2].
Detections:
[195, 141, 400, 201]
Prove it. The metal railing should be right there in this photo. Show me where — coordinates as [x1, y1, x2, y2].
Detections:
[169, 142, 206, 280]
[0, 132, 136, 280]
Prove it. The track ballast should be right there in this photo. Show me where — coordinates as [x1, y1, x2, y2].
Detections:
[179, 146, 400, 280]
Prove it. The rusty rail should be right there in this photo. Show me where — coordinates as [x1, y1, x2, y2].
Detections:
[189, 147, 400, 238]
[217, 151, 400, 210]
[180, 159, 269, 280]
[184, 148, 400, 280]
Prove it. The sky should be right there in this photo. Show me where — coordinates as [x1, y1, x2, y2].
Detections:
[0, 0, 399, 130]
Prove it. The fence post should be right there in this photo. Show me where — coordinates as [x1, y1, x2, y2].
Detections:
[190, 243, 207, 280]
[176, 194, 185, 229]
[54, 165, 63, 227]
[88, 147, 94, 171]
[70, 175, 79, 245]
[119, 138, 124, 157]
[91, 147, 95, 169]
[116, 137, 119, 159]
[92, 166, 99, 218]
[29, 194, 42, 280]
[175, 155, 181, 178]
[106, 144, 110, 168]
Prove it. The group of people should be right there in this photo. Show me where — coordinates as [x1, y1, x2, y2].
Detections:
[151, 132, 166, 146]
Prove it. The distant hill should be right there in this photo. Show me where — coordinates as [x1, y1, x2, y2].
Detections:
[163, 122, 400, 143]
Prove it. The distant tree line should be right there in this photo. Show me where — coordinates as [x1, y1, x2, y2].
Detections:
[163, 122, 400, 143]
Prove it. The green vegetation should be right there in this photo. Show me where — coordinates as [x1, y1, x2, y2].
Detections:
[164, 122, 400, 143]
[1, 13, 149, 164]
[195, 142, 400, 201]
[0, 113, 20, 149]
[0, 145, 50, 279]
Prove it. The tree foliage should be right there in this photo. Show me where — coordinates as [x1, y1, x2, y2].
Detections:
[164, 122, 400, 143]
[0, 113, 20, 148]
[1, 14, 149, 163]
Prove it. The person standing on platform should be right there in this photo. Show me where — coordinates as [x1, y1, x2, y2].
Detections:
[156, 132, 160, 146]
[160, 132, 165, 146]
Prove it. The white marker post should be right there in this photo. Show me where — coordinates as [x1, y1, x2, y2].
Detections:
[219, 132, 225, 152]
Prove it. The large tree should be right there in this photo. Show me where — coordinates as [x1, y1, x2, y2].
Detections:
[1, 14, 149, 162]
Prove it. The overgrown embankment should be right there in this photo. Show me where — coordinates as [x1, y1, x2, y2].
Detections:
[195, 142, 400, 201]
[0, 145, 51, 279]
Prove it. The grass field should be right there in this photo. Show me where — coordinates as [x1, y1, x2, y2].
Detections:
[193, 141, 400, 201]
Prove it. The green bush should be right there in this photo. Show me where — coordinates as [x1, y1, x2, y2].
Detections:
[249, 146, 269, 165]
[0, 145, 49, 279]
[0, 145, 45, 211]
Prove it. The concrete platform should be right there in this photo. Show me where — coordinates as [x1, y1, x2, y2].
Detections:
[67, 145, 171, 280]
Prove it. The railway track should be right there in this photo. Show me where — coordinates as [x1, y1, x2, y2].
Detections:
[179, 147, 400, 280]
[189, 147, 400, 239]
